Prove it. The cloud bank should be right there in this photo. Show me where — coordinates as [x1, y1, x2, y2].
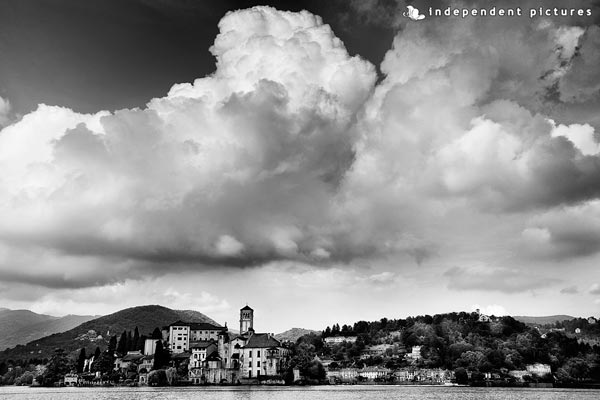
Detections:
[0, 3, 599, 296]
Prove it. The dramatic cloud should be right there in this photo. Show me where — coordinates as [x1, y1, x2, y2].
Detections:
[0, 3, 599, 303]
[519, 201, 600, 260]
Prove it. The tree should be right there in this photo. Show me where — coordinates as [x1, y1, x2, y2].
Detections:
[454, 367, 468, 384]
[153, 341, 170, 370]
[40, 348, 70, 386]
[92, 350, 114, 375]
[76, 348, 86, 373]
[117, 330, 128, 355]
[138, 335, 148, 352]
[133, 327, 140, 351]
[147, 369, 168, 386]
[305, 360, 326, 381]
[151, 327, 162, 340]
[108, 335, 118, 354]
[126, 331, 133, 352]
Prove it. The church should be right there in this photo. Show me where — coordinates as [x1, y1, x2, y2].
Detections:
[171, 305, 290, 384]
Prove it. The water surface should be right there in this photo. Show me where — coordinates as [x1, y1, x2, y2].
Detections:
[1, 385, 599, 400]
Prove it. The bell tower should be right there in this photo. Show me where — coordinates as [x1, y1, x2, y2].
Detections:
[240, 305, 254, 334]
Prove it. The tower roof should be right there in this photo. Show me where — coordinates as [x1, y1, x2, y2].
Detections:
[240, 305, 253, 311]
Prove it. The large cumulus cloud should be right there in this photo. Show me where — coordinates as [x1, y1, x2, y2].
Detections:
[0, 3, 599, 293]
[0, 7, 376, 288]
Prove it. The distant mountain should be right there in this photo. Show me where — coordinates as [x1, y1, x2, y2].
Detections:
[0, 309, 98, 351]
[513, 315, 576, 325]
[275, 328, 319, 342]
[0, 305, 218, 363]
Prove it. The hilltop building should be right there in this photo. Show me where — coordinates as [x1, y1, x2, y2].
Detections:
[324, 336, 358, 345]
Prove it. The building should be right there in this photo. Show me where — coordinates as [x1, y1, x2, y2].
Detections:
[187, 305, 290, 383]
[526, 363, 551, 376]
[475, 308, 491, 322]
[358, 367, 391, 380]
[323, 336, 358, 345]
[144, 338, 159, 356]
[115, 350, 145, 372]
[64, 373, 79, 386]
[190, 341, 218, 368]
[137, 356, 154, 373]
[360, 344, 394, 359]
[327, 368, 359, 383]
[168, 320, 224, 353]
[240, 333, 288, 378]
[405, 346, 422, 362]
[240, 305, 254, 334]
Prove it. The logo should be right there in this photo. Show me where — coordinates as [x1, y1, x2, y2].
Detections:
[403, 5, 426, 21]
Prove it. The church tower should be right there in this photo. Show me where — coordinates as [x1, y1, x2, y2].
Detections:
[240, 305, 254, 334]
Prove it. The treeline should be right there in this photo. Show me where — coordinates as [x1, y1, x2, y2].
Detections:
[311, 312, 600, 382]
[0, 326, 171, 387]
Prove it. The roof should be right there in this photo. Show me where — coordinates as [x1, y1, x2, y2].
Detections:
[171, 352, 191, 360]
[240, 305, 253, 311]
[206, 351, 221, 361]
[122, 353, 145, 362]
[244, 333, 281, 349]
[169, 320, 223, 330]
[189, 322, 224, 331]
[190, 341, 215, 349]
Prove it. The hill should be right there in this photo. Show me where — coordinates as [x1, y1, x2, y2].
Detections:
[513, 315, 575, 325]
[0, 305, 218, 363]
[275, 328, 319, 342]
[0, 309, 97, 351]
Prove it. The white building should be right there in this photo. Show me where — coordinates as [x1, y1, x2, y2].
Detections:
[190, 341, 218, 368]
[168, 320, 224, 353]
[526, 363, 551, 376]
[144, 338, 158, 356]
[324, 336, 358, 345]
[405, 346, 422, 361]
[240, 333, 289, 378]
[64, 373, 79, 386]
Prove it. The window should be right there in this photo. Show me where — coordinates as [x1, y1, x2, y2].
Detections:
[257, 361, 260, 367]
[249, 350, 252, 357]
[257, 371, 260, 377]
[249, 361, 252, 367]
[249, 371, 252, 378]
[257, 351, 260, 357]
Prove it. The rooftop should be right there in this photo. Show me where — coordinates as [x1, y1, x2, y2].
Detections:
[190, 341, 216, 349]
[169, 320, 224, 330]
[244, 333, 281, 349]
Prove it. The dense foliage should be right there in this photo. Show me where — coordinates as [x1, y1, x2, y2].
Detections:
[316, 312, 600, 382]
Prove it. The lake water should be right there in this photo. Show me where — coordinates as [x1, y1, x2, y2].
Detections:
[0, 386, 599, 400]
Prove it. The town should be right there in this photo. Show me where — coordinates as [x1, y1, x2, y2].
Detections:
[1, 306, 599, 388]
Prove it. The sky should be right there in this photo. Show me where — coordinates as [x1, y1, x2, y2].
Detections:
[0, 0, 600, 334]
